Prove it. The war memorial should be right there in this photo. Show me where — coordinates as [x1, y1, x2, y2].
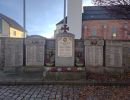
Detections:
[0, 0, 129, 83]
[0, 0, 130, 81]
[0, 0, 130, 99]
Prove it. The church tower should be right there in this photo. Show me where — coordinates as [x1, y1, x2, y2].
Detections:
[67, 0, 82, 39]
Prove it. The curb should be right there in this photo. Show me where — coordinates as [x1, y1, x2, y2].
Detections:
[0, 81, 129, 86]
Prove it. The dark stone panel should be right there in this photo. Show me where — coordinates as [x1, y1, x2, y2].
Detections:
[45, 39, 55, 67]
[75, 39, 85, 67]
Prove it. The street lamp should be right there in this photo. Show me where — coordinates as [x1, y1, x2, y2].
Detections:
[23, 0, 26, 66]
[23, 0, 26, 38]
[61, 0, 69, 33]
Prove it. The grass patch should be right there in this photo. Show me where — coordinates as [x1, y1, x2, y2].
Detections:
[44, 72, 86, 81]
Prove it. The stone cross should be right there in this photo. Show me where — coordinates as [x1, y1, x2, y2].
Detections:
[61, 24, 69, 32]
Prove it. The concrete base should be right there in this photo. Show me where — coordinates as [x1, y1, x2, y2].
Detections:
[4, 66, 18, 73]
[23, 66, 44, 72]
[44, 72, 86, 81]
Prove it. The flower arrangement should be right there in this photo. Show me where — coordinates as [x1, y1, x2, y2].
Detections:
[46, 62, 54, 67]
[75, 51, 85, 67]
[46, 67, 85, 72]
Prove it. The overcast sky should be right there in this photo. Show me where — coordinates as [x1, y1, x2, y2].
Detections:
[0, 0, 93, 38]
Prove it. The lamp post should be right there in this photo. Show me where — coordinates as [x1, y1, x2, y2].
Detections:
[64, 0, 66, 25]
[23, 0, 26, 66]
[61, 0, 69, 33]
[23, 0, 26, 37]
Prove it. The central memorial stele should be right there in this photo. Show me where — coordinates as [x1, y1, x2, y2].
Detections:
[55, 0, 75, 67]
[55, 32, 75, 67]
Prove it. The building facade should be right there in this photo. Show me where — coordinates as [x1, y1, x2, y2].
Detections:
[82, 6, 130, 40]
[67, 0, 82, 39]
[55, 0, 82, 39]
[0, 14, 25, 38]
[56, 6, 130, 40]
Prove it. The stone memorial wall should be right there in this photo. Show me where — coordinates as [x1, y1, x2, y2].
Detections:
[4, 38, 23, 72]
[25, 35, 46, 66]
[84, 38, 104, 67]
[105, 41, 123, 67]
[0, 35, 130, 73]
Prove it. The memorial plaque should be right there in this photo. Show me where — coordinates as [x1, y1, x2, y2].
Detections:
[25, 35, 46, 66]
[105, 41, 123, 67]
[84, 39, 104, 67]
[58, 37, 72, 57]
[55, 33, 75, 67]
[4, 38, 23, 72]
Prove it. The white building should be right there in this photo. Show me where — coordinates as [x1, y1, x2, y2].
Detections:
[55, 0, 82, 39]
[67, 0, 82, 39]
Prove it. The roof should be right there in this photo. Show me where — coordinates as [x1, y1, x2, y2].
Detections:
[0, 13, 25, 32]
[57, 6, 130, 25]
[83, 6, 130, 20]
[56, 17, 67, 25]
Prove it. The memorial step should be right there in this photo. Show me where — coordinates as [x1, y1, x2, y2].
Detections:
[23, 67, 43, 72]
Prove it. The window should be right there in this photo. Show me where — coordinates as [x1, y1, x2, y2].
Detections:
[124, 25, 128, 29]
[103, 24, 107, 29]
[101, 21, 107, 29]
[112, 26, 117, 37]
[124, 21, 128, 27]
[13, 31, 16, 36]
[91, 26, 97, 36]
[123, 22, 129, 35]
[84, 25, 87, 29]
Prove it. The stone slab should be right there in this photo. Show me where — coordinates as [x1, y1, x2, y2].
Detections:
[25, 35, 46, 66]
[105, 40, 122, 67]
[3, 38, 23, 72]
[84, 39, 104, 67]
[55, 33, 75, 67]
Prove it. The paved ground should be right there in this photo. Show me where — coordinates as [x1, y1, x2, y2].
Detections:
[0, 85, 129, 100]
[0, 70, 43, 82]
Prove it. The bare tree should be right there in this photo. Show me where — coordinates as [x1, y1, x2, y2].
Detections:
[92, 0, 130, 6]
[92, 0, 130, 18]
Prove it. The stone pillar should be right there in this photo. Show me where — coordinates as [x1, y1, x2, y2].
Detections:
[25, 35, 45, 67]
[55, 33, 75, 67]
[84, 37, 104, 67]
[4, 38, 23, 72]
